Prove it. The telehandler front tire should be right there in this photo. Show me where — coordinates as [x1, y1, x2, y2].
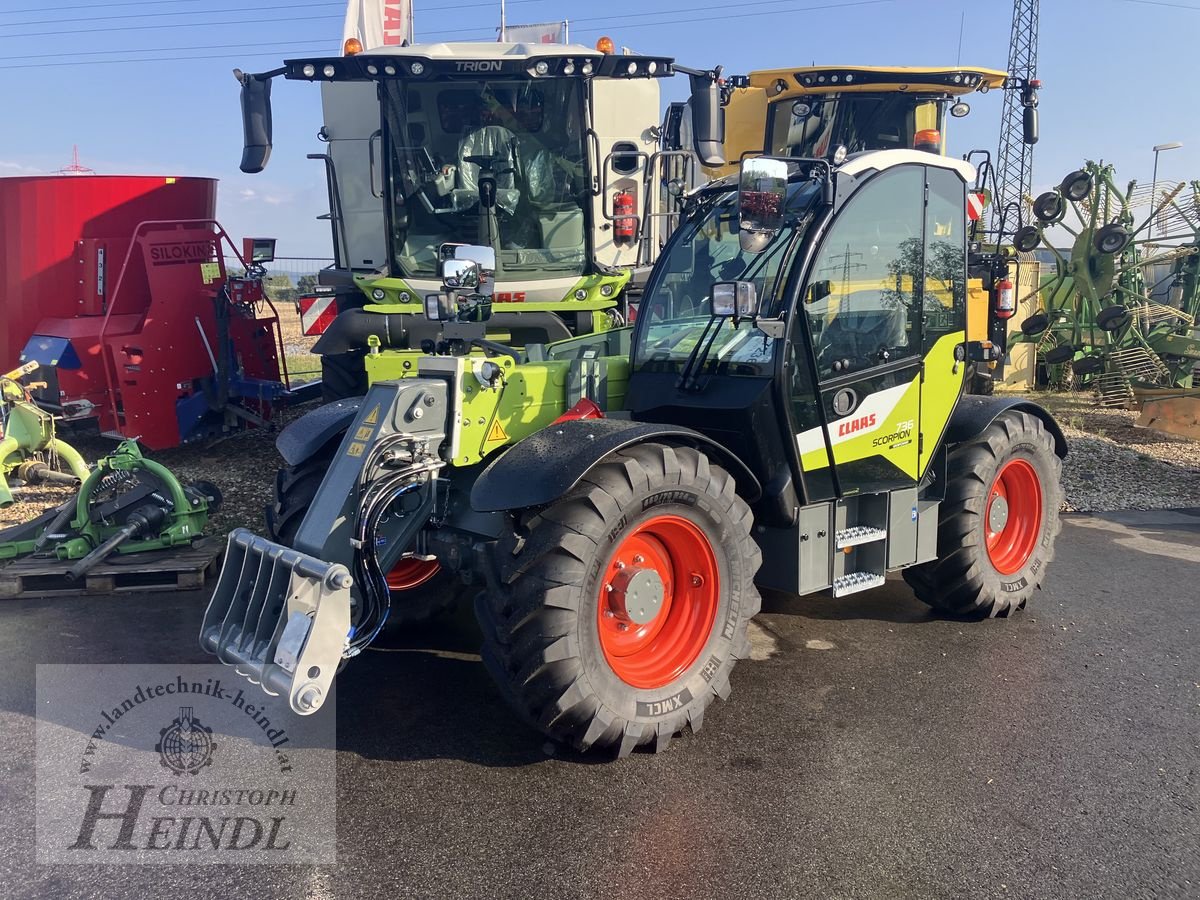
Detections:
[903, 410, 1062, 617]
[477, 442, 761, 756]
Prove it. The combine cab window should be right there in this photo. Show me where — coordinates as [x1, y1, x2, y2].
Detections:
[804, 166, 924, 379]
[382, 78, 588, 281]
[769, 94, 945, 158]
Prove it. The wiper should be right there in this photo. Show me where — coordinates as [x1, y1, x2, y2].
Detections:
[675, 315, 726, 392]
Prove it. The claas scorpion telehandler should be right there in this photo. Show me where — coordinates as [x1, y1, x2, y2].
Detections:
[203, 145, 1066, 757]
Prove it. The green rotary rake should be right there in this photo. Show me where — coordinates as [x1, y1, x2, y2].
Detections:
[1010, 161, 1200, 406]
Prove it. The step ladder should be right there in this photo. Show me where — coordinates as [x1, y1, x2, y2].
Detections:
[832, 494, 889, 598]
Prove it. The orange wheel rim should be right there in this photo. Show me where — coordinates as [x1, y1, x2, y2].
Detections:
[597, 514, 719, 690]
[985, 458, 1043, 575]
[386, 558, 441, 592]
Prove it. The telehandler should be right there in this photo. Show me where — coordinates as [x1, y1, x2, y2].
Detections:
[203, 149, 1065, 756]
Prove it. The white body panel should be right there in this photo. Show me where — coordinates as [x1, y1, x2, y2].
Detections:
[590, 78, 661, 268]
[321, 81, 388, 270]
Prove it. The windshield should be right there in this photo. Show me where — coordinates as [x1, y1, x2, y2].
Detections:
[632, 181, 820, 376]
[382, 78, 589, 281]
[768, 93, 945, 158]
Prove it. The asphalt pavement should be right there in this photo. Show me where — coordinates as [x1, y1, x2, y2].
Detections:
[0, 512, 1197, 899]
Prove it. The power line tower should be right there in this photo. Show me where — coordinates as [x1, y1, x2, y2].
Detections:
[990, 0, 1039, 239]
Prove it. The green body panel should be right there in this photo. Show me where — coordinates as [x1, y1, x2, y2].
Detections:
[444, 355, 630, 467]
[0, 394, 90, 508]
[798, 332, 964, 482]
[356, 270, 629, 308]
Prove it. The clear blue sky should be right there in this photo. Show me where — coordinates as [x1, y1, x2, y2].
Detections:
[3, 0, 1196, 258]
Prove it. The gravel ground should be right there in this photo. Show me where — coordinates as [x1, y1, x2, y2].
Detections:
[2, 387, 1197, 537]
[1021, 390, 1200, 512]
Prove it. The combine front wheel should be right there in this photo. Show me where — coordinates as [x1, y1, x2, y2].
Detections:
[903, 410, 1062, 617]
[477, 443, 761, 756]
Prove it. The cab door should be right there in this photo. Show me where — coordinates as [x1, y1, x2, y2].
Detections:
[792, 164, 926, 496]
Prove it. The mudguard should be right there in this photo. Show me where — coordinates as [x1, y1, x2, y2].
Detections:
[945, 396, 1068, 458]
[276, 397, 363, 467]
[470, 418, 762, 513]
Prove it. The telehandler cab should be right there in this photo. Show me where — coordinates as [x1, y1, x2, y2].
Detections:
[203, 149, 1065, 757]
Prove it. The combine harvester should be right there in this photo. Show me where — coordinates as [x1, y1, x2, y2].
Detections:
[236, 37, 725, 400]
[0, 174, 291, 450]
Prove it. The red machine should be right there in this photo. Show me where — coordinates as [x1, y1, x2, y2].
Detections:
[0, 175, 288, 449]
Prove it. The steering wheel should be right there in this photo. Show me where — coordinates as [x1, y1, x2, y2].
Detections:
[463, 154, 516, 178]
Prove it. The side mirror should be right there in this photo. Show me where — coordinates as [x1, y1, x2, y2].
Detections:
[236, 70, 274, 174]
[711, 281, 759, 321]
[738, 157, 789, 253]
[442, 259, 482, 291]
[1022, 107, 1039, 145]
[440, 244, 496, 297]
[806, 279, 833, 305]
[688, 72, 726, 168]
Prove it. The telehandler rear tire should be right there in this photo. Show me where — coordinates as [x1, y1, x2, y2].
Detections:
[477, 442, 761, 757]
[903, 410, 1062, 617]
[266, 442, 467, 626]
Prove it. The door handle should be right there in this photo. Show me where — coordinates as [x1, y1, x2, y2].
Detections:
[368, 129, 383, 199]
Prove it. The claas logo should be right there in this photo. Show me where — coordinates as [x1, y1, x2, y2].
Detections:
[837, 413, 877, 437]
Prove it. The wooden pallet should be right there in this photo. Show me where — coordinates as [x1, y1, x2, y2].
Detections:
[0, 536, 223, 599]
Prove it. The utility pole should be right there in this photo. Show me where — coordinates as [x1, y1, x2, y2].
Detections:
[990, 0, 1039, 240]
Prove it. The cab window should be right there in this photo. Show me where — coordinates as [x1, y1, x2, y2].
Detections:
[923, 166, 967, 341]
[804, 166, 925, 379]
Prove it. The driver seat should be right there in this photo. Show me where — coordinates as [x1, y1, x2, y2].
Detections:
[452, 125, 521, 213]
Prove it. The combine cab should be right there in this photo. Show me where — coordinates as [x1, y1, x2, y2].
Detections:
[235, 40, 724, 400]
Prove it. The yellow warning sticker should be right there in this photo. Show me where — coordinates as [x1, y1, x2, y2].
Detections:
[486, 419, 509, 443]
[363, 405, 380, 425]
[347, 442, 366, 458]
[354, 426, 374, 441]
[200, 262, 220, 284]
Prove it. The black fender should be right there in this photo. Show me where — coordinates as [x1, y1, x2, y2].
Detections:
[275, 398, 362, 467]
[470, 418, 762, 513]
[945, 396, 1068, 458]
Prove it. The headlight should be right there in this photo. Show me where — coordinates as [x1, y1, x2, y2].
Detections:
[302, 64, 316, 78]
[626, 61, 638, 76]
[535, 60, 549, 75]
[599, 283, 615, 297]
[398, 291, 411, 303]
[322, 65, 336, 78]
[581, 61, 594, 75]
[384, 64, 396, 76]
[366, 64, 378, 75]
[563, 61, 575, 75]
[371, 288, 386, 301]
[409, 61, 425, 75]
[574, 288, 588, 300]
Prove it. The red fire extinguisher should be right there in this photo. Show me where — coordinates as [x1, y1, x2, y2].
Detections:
[613, 190, 637, 243]
[994, 277, 1016, 319]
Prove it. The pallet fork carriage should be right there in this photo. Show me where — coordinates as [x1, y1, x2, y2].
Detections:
[203, 149, 1066, 756]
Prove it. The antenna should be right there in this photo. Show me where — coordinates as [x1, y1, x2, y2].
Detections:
[56, 145, 95, 176]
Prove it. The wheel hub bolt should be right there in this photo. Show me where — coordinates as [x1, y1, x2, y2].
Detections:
[691, 573, 703, 588]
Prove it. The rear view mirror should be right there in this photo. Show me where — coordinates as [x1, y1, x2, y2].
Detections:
[440, 244, 496, 297]
[1023, 107, 1039, 145]
[738, 157, 789, 253]
[688, 73, 726, 168]
[235, 70, 273, 174]
[711, 281, 759, 321]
